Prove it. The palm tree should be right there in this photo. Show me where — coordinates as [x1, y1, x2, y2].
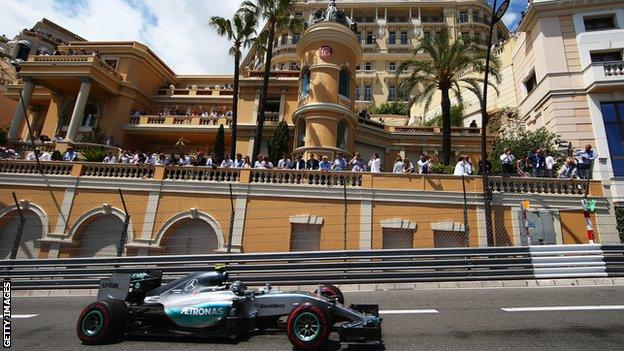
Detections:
[240, 0, 304, 161]
[397, 26, 500, 165]
[210, 12, 257, 160]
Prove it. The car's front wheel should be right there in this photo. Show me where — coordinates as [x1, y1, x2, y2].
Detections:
[286, 303, 331, 350]
[76, 299, 128, 344]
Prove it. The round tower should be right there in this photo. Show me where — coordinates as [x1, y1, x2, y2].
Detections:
[292, 0, 362, 160]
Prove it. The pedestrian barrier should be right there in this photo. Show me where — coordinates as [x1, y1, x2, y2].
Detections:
[1, 244, 622, 290]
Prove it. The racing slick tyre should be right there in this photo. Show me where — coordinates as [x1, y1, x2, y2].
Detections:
[314, 284, 344, 305]
[286, 303, 332, 350]
[76, 299, 128, 344]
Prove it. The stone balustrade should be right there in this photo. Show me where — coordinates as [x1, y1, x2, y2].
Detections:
[0, 160, 605, 197]
[604, 61, 624, 77]
[127, 115, 231, 127]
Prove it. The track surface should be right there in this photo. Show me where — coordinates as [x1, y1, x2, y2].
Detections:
[7, 285, 624, 350]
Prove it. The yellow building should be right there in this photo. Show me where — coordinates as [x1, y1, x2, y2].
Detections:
[0, 1, 621, 259]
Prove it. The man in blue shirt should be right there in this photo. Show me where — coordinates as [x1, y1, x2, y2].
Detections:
[319, 156, 332, 171]
[332, 153, 347, 171]
[529, 148, 546, 177]
[576, 144, 597, 180]
[63, 146, 78, 162]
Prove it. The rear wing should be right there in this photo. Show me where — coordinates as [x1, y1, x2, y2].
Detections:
[97, 270, 162, 302]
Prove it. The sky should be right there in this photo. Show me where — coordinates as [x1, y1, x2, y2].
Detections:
[1, 0, 529, 75]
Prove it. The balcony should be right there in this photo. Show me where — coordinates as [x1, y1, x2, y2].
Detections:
[156, 87, 233, 98]
[264, 111, 281, 126]
[273, 43, 297, 56]
[124, 115, 232, 131]
[387, 44, 413, 54]
[583, 60, 624, 91]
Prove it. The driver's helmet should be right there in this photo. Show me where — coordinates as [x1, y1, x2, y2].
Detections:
[230, 280, 247, 295]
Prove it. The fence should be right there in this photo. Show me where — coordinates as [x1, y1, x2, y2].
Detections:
[0, 161, 620, 261]
[1, 244, 622, 290]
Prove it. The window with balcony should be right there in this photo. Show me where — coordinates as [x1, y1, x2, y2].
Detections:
[524, 71, 537, 95]
[364, 85, 372, 101]
[278, 62, 285, 70]
[591, 50, 623, 63]
[459, 12, 468, 23]
[364, 62, 373, 70]
[400, 31, 408, 45]
[366, 32, 374, 45]
[300, 69, 311, 98]
[339, 69, 351, 99]
[290, 61, 299, 71]
[388, 31, 396, 45]
[292, 33, 300, 44]
[584, 14, 617, 32]
[389, 62, 396, 71]
[601, 102, 624, 176]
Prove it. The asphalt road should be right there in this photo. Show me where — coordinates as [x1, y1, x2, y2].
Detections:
[6, 285, 624, 350]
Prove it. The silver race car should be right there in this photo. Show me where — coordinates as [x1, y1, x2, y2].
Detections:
[76, 268, 382, 350]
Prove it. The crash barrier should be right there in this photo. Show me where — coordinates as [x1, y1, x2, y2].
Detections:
[1, 244, 622, 290]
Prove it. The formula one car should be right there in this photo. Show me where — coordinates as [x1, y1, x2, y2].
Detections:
[76, 269, 382, 350]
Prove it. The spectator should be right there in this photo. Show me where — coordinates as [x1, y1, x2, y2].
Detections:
[232, 153, 245, 168]
[178, 153, 191, 166]
[349, 152, 362, 170]
[221, 155, 233, 168]
[254, 154, 263, 168]
[193, 151, 207, 166]
[516, 155, 531, 177]
[402, 158, 414, 173]
[529, 148, 546, 177]
[559, 157, 578, 179]
[6, 149, 20, 159]
[469, 120, 478, 128]
[351, 155, 366, 172]
[103, 150, 117, 164]
[477, 155, 492, 175]
[51, 150, 63, 161]
[319, 156, 332, 171]
[260, 156, 273, 169]
[306, 154, 319, 170]
[576, 144, 597, 180]
[292, 154, 306, 170]
[545, 151, 556, 178]
[500, 148, 515, 176]
[119, 150, 133, 163]
[26, 148, 41, 161]
[0, 147, 7, 160]
[63, 146, 78, 162]
[417, 154, 431, 174]
[392, 156, 404, 173]
[134, 150, 148, 164]
[277, 153, 292, 169]
[243, 156, 251, 168]
[52, 134, 63, 142]
[154, 153, 168, 166]
[453, 156, 473, 176]
[368, 153, 381, 173]
[333, 153, 347, 171]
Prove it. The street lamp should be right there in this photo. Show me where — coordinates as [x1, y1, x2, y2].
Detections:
[481, 0, 509, 247]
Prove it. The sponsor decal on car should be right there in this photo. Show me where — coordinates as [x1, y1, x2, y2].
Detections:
[254, 303, 286, 309]
[180, 307, 225, 316]
[165, 301, 232, 328]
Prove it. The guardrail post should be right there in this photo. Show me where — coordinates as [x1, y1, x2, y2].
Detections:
[9, 192, 26, 260]
[116, 189, 130, 258]
[227, 183, 235, 253]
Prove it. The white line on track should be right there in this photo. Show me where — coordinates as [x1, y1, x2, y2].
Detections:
[11, 314, 38, 319]
[379, 309, 439, 314]
[502, 305, 624, 312]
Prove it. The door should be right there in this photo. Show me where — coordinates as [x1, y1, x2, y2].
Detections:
[526, 211, 557, 245]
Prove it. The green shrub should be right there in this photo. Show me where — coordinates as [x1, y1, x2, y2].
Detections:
[80, 126, 107, 144]
[431, 164, 454, 174]
[81, 147, 108, 162]
[268, 121, 290, 165]
[491, 127, 563, 176]
[368, 102, 410, 116]
[422, 105, 464, 127]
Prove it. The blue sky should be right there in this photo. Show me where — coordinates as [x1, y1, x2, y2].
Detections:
[1, 0, 529, 74]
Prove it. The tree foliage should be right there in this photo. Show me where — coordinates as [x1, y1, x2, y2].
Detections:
[79, 126, 107, 144]
[422, 105, 464, 127]
[491, 126, 563, 175]
[368, 102, 410, 116]
[616, 206, 624, 243]
[214, 124, 226, 160]
[397, 26, 500, 165]
[268, 121, 290, 165]
[81, 147, 107, 162]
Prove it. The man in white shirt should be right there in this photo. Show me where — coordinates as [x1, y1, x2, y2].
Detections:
[544, 151, 556, 178]
[392, 156, 404, 173]
[277, 153, 292, 169]
[220, 156, 234, 168]
[368, 153, 381, 173]
[417, 154, 431, 174]
[103, 150, 117, 164]
[499, 148, 515, 176]
[453, 156, 472, 176]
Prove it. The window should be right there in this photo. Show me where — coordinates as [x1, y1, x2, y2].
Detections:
[524, 71, 537, 95]
[364, 85, 372, 101]
[355, 86, 361, 101]
[366, 31, 374, 44]
[291, 33, 300, 44]
[388, 86, 396, 101]
[389, 62, 396, 71]
[601, 102, 624, 176]
[590, 50, 623, 63]
[400, 31, 408, 45]
[584, 14, 617, 31]
[339, 69, 351, 98]
[388, 31, 396, 45]
[296, 120, 306, 148]
[364, 61, 373, 70]
[290, 62, 299, 71]
[300, 69, 311, 98]
[337, 120, 349, 150]
[356, 31, 362, 43]
[81, 103, 99, 127]
[280, 35, 287, 46]
[459, 11, 468, 23]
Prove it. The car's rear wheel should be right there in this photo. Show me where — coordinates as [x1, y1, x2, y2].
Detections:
[77, 299, 128, 344]
[314, 284, 344, 304]
[286, 303, 331, 351]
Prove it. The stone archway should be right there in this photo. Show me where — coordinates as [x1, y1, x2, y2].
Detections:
[154, 209, 225, 255]
[66, 205, 133, 257]
[0, 202, 49, 259]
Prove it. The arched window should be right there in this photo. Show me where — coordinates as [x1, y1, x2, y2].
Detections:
[81, 103, 100, 127]
[337, 120, 348, 150]
[339, 69, 350, 99]
[300, 68, 311, 98]
[297, 120, 306, 148]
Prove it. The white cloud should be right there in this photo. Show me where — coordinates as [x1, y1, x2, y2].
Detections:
[502, 11, 520, 29]
[0, 0, 246, 74]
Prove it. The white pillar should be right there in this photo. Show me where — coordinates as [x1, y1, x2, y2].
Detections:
[279, 89, 287, 122]
[8, 79, 36, 141]
[65, 78, 92, 142]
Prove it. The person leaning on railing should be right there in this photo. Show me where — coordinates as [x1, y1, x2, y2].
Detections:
[559, 157, 579, 179]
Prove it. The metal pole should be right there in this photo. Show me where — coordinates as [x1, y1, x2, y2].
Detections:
[582, 177, 595, 244]
[18, 88, 42, 173]
[343, 180, 348, 251]
[227, 183, 235, 254]
[116, 189, 130, 257]
[462, 175, 470, 237]
[9, 192, 26, 260]
[480, 0, 498, 247]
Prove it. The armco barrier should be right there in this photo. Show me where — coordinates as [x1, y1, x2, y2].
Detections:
[1, 245, 623, 290]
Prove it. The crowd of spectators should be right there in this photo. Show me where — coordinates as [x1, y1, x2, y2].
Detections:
[130, 108, 233, 118]
[499, 144, 597, 180]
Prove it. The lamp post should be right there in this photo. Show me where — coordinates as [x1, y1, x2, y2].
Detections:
[481, 0, 510, 246]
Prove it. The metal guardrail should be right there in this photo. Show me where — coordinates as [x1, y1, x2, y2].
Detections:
[1, 245, 622, 290]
